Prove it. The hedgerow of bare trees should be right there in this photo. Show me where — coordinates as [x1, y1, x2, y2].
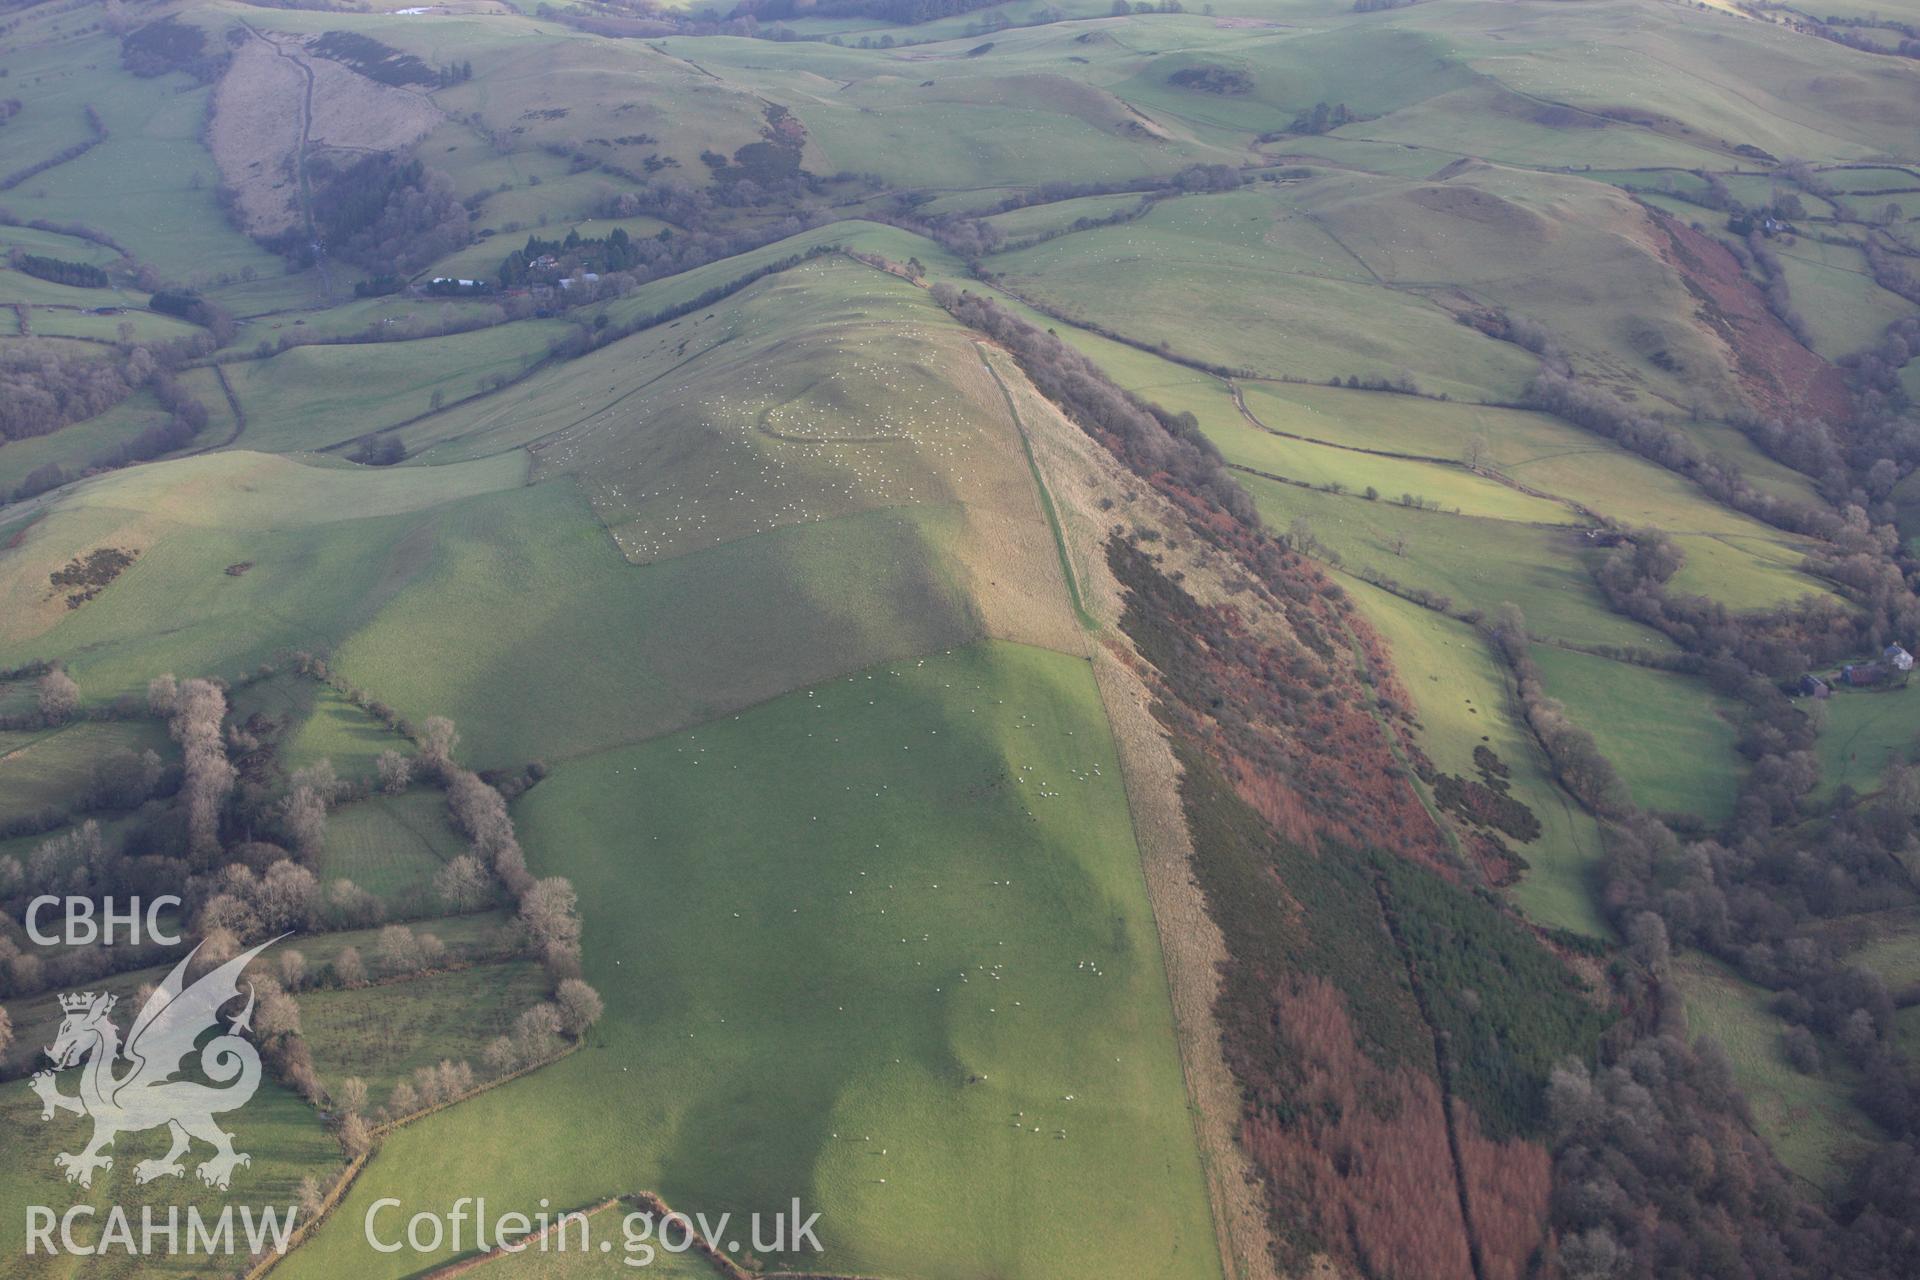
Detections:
[163, 676, 236, 860]
[1489, 604, 1633, 818]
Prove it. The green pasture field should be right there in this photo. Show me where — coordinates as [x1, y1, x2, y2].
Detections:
[655, 40, 1222, 191]
[445, 1237, 727, 1278]
[0, 719, 172, 816]
[1294, 165, 1749, 410]
[225, 322, 569, 454]
[413, 116, 577, 203]
[1527, 644, 1742, 823]
[257, 8, 778, 179]
[1665, 531, 1833, 612]
[529, 260, 1044, 561]
[0, 3, 1914, 1271]
[1676, 953, 1881, 1191]
[202, 272, 328, 319]
[230, 673, 414, 785]
[0, 452, 528, 699]
[20, 303, 202, 346]
[1228, 382, 1832, 611]
[0, 391, 186, 499]
[1111, 24, 1478, 139]
[0, 1080, 339, 1280]
[1340, 83, 1734, 172]
[0, 268, 139, 311]
[1341, 576, 1609, 937]
[1846, 913, 1920, 990]
[0, 223, 124, 268]
[301, 960, 551, 1100]
[1684, 419, 1825, 506]
[463, 171, 649, 240]
[1238, 380, 1824, 529]
[233, 295, 529, 346]
[1815, 681, 1920, 798]
[984, 192, 1150, 240]
[317, 790, 469, 912]
[1206, 406, 1576, 524]
[287, 687, 412, 782]
[990, 188, 1539, 400]
[1402, 0, 1920, 162]
[280, 911, 519, 978]
[277, 641, 1222, 1280]
[1235, 471, 1672, 648]
[1769, 238, 1912, 359]
[0, 32, 280, 287]
[397, 239, 917, 463]
[1819, 166, 1920, 192]
[327, 479, 981, 768]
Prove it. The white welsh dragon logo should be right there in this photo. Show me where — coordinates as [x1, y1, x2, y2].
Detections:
[31, 937, 281, 1191]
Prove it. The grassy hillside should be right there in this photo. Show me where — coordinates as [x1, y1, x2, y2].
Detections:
[1, 0, 1917, 1276]
[1342, 577, 1609, 937]
[278, 643, 1222, 1280]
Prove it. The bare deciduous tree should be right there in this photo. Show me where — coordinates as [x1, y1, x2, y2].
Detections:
[256, 988, 302, 1039]
[280, 785, 327, 860]
[197, 893, 258, 941]
[291, 759, 339, 805]
[296, 1175, 325, 1219]
[433, 855, 491, 912]
[377, 925, 424, 976]
[331, 946, 367, 989]
[339, 1112, 372, 1158]
[334, 1076, 368, 1119]
[519, 878, 583, 955]
[376, 750, 412, 795]
[513, 1002, 564, 1062]
[421, 716, 459, 766]
[324, 879, 383, 930]
[37, 668, 79, 724]
[146, 673, 178, 716]
[256, 861, 320, 934]
[555, 979, 604, 1038]
[483, 1035, 517, 1075]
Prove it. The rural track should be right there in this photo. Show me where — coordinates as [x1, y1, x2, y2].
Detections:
[207, 365, 247, 451]
[242, 22, 330, 296]
[972, 341, 1097, 632]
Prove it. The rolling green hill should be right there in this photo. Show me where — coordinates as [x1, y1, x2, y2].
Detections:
[2, 0, 1918, 1277]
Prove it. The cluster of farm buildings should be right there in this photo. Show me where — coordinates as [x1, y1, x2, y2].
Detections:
[1799, 644, 1915, 697]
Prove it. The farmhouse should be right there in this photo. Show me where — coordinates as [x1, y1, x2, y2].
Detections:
[1885, 644, 1914, 672]
[1842, 662, 1890, 687]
